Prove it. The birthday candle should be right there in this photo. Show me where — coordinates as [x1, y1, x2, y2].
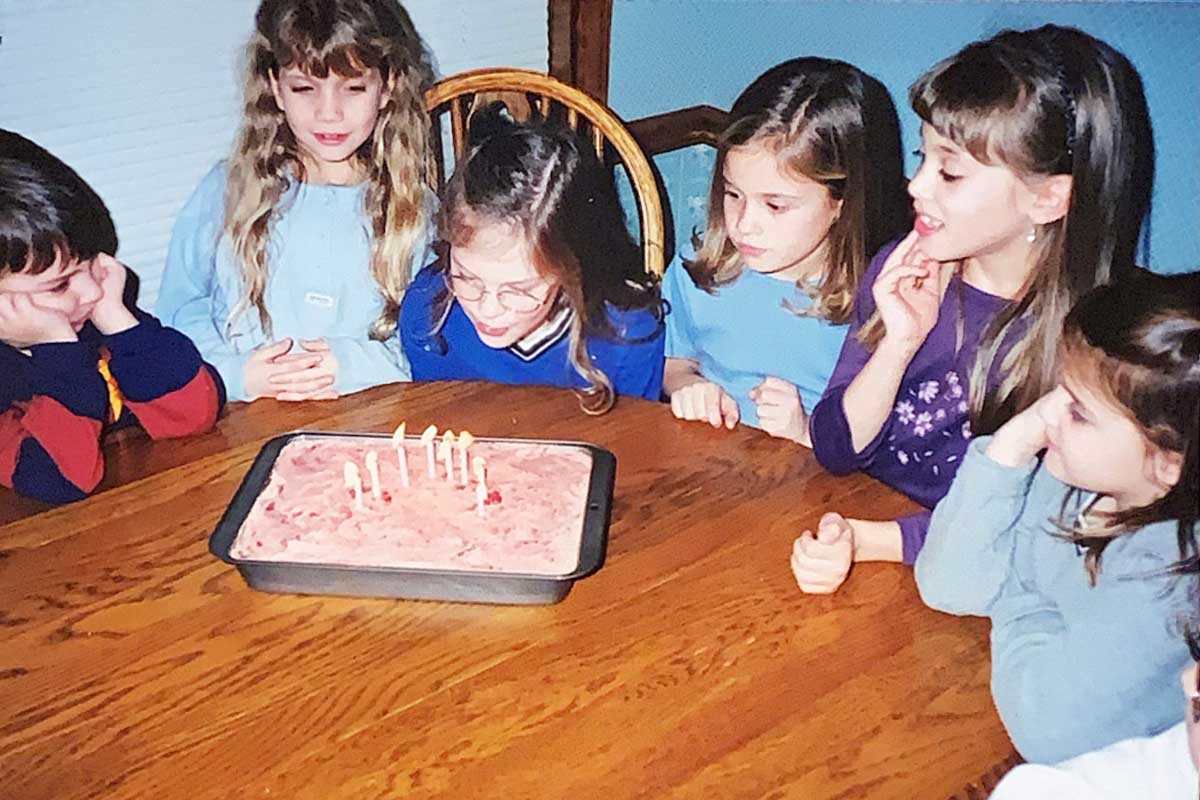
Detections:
[364, 450, 382, 501]
[473, 455, 489, 492]
[440, 430, 456, 481]
[475, 484, 487, 517]
[456, 430, 475, 486]
[342, 461, 363, 510]
[420, 424, 438, 479]
[391, 422, 410, 488]
[473, 455, 488, 518]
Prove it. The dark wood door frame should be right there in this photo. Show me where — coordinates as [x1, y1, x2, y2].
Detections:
[548, 0, 613, 102]
[548, 0, 726, 155]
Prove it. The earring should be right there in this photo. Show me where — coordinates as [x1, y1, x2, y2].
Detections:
[1026, 226, 1037, 244]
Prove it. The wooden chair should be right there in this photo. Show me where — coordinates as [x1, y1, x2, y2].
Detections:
[425, 68, 665, 277]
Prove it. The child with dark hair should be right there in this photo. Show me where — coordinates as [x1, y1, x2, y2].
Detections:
[795, 24, 1156, 592]
[663, 57, 909, 442]
[917, 271, 1200, 763]
[0, 131, 224, 504]
[399, 105, 665, 414]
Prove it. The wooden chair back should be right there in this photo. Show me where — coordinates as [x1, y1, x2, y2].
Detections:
[425, 68, 665, 276]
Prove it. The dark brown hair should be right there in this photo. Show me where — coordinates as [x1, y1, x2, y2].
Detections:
[862, 25, 1155, 437]
[429, 105, 663, 414]
[0, 130, 118, 277]
[686, 57, 910, 324]
[1054, 271, 1200, 584]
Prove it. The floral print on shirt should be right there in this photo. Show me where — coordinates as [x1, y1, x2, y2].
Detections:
[887, 369, 973, 476]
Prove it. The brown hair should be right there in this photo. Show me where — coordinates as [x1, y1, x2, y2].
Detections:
[224, 0, 434, 341]
[0, 131, 118, 278]
[685, 57, 909, 324]
[859, 25, 1155, 437]
[1053, 271, 1200, 585]
[428, 105, 662, 414]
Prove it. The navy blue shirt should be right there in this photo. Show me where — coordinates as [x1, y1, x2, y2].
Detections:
[400, 265, 665, 401]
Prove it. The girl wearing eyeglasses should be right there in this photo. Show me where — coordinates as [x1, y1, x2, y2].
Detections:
[916, 271, 1200, 765]
[400, 104, 665, 414]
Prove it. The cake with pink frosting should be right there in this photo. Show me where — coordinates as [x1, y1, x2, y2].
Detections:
[230, 435, 594, 575]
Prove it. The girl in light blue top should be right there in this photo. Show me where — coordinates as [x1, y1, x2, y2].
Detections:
[663, 57, 909, 444]
[157, 0, 434, 402]
[917, 272, 1200, 764]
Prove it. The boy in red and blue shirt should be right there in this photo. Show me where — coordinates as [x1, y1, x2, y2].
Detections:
[0, 132, 224, 504]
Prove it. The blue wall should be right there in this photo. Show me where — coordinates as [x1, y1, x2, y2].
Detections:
[609, 0, 1200, 273]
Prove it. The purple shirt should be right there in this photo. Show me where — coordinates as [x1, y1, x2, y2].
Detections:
[809, 240, 1010, 563]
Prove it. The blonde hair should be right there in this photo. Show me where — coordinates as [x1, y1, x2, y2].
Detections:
[686, 57, 909, 324]
[858, 25, 1154, 436]
[224, 0, 434, 340]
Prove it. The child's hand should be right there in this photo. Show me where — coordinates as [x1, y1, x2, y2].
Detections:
[670, 380, 739, 429]
[750, 376, 810, 446]
[0, 292, 77, 347]
[269, 338, 340, 402]
[243, 338, 331, 401]
[986, 386, 1070, 467]
[88, 254, 138, 335]
[791, 512, 854, 594]
[873, 230, 947, 353]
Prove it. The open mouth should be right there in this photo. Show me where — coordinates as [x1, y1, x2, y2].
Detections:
[914, 213, 944, 237]
[314, 133, 350, 146]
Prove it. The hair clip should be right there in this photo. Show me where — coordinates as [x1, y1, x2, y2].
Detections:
[1043, 32, 1078, 163]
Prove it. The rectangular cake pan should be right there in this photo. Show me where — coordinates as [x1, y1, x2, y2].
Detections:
[208, 430, 615, 605]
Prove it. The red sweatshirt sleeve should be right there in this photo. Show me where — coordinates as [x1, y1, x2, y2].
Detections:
[103, 315, 224, 439]
[0, 342, 108, 503]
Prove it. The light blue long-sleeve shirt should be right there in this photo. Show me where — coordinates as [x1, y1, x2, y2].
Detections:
[157, 162, 427, 401]
[916, 436, 1193, 764]
[661, 256, 847, 428]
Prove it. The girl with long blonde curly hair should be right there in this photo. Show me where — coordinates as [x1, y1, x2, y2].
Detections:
[157, 0, 434, 402]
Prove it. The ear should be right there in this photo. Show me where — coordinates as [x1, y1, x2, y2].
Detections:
[1149, 446, 1183, 492]
[1027, 174, 1073, 226]
[268, 71, 285, 113]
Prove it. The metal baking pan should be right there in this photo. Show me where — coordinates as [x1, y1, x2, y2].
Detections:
[208, 430, 615, 605]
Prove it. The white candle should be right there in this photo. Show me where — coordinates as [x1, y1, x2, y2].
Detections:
[364, 450, 382, 501]
[420, 424, 438, 479]
[456, 430, 475, 486]
[391, 422, 410, 488]
[475, 483, 487, 517]
[473, 456, 489, 492]
[342, 461, 363, 510]
[473, 456, 489, 518]
[440, 430, 456, 481]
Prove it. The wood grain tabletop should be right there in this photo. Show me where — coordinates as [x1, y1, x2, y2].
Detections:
[0, 381, 1018, 799]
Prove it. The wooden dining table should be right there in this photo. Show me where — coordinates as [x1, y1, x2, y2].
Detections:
[0, 381, 1019, 799]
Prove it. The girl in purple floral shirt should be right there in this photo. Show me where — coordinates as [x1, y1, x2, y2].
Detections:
[792, 24, 1155, 592]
